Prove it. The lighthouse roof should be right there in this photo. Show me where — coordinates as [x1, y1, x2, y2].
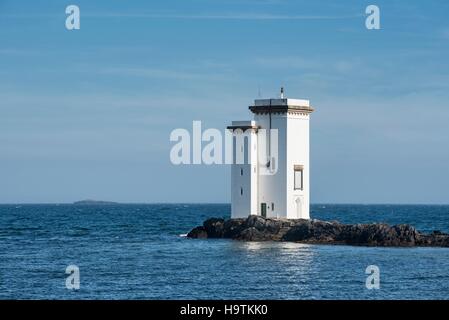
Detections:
[250, 98, 314, 114]
[254, 98, 310, 107]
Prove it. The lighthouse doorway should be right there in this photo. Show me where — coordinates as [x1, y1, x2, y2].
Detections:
[295, 196, 303, 219]
[261, 203, 267, 218]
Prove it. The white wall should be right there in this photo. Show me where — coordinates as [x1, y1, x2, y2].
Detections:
[254, 112, 310, 219]
[231, 130, 258, 218]
[254, 114, 287, 218]
[286, 114, 310, 219]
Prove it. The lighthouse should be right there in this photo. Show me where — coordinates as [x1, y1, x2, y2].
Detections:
[227, 89, 314, 219]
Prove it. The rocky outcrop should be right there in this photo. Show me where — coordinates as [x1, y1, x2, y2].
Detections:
[187, 215, 449, 247]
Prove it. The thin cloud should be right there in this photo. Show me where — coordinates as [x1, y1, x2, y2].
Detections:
[253, 56, 363, 74]
[97, 66, 230, 81]
[0, 48, 37, 55]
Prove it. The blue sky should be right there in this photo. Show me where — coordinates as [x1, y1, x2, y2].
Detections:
[1, 0, 449, 204]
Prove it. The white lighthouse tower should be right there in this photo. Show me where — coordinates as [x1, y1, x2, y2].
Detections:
[228, 88, 314, 219]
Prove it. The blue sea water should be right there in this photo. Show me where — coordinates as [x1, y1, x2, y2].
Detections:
[0, 204, 449, 300]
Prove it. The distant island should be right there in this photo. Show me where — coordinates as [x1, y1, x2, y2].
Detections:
[73, 200, 118, 205]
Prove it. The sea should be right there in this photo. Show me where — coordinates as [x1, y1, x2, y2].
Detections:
[0, 204, 448, 300]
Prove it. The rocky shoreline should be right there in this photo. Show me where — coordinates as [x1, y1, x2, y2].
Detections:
[187, 215, 449, 247]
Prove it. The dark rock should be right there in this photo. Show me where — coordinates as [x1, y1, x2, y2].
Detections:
[187, 226, 208, 239]
[203, 218, 225, 238]
[187, 215, 449, 247]
[236, 227, 270, 241]
[223, 218, 245, 238]
[264, 219, 283, 234]
[421, 233, 449, 247]
[282, 220, 313, 242]
[283, 219, 343, 243]
[245, 215, 266, 230]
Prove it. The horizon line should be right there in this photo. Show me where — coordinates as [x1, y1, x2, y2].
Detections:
[1, 202, 449, 206]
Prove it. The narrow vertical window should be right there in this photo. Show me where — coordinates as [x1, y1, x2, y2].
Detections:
[240, 168, 243, 176]
[272, 203, 274, 211]
[240, 187, 243, 196]
[294, 165, 303, 190]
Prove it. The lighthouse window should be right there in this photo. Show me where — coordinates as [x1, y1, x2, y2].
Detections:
[240, 168, 243, 176]
[240, 187, 243, 196]
[294, 166, 303, 190]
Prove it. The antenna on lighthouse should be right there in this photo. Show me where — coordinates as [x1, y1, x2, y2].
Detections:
[280, 86, 285, 99]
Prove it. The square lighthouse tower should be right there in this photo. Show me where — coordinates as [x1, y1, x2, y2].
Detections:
[227, 89, 314, 219]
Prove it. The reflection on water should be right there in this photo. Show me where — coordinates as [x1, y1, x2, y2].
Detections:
[239, 241, 313, 252]
[223, 241, 318, 299]
[237, 241, 316, 271]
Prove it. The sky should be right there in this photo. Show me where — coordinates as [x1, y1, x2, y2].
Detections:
[1, 0, 449, 204]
